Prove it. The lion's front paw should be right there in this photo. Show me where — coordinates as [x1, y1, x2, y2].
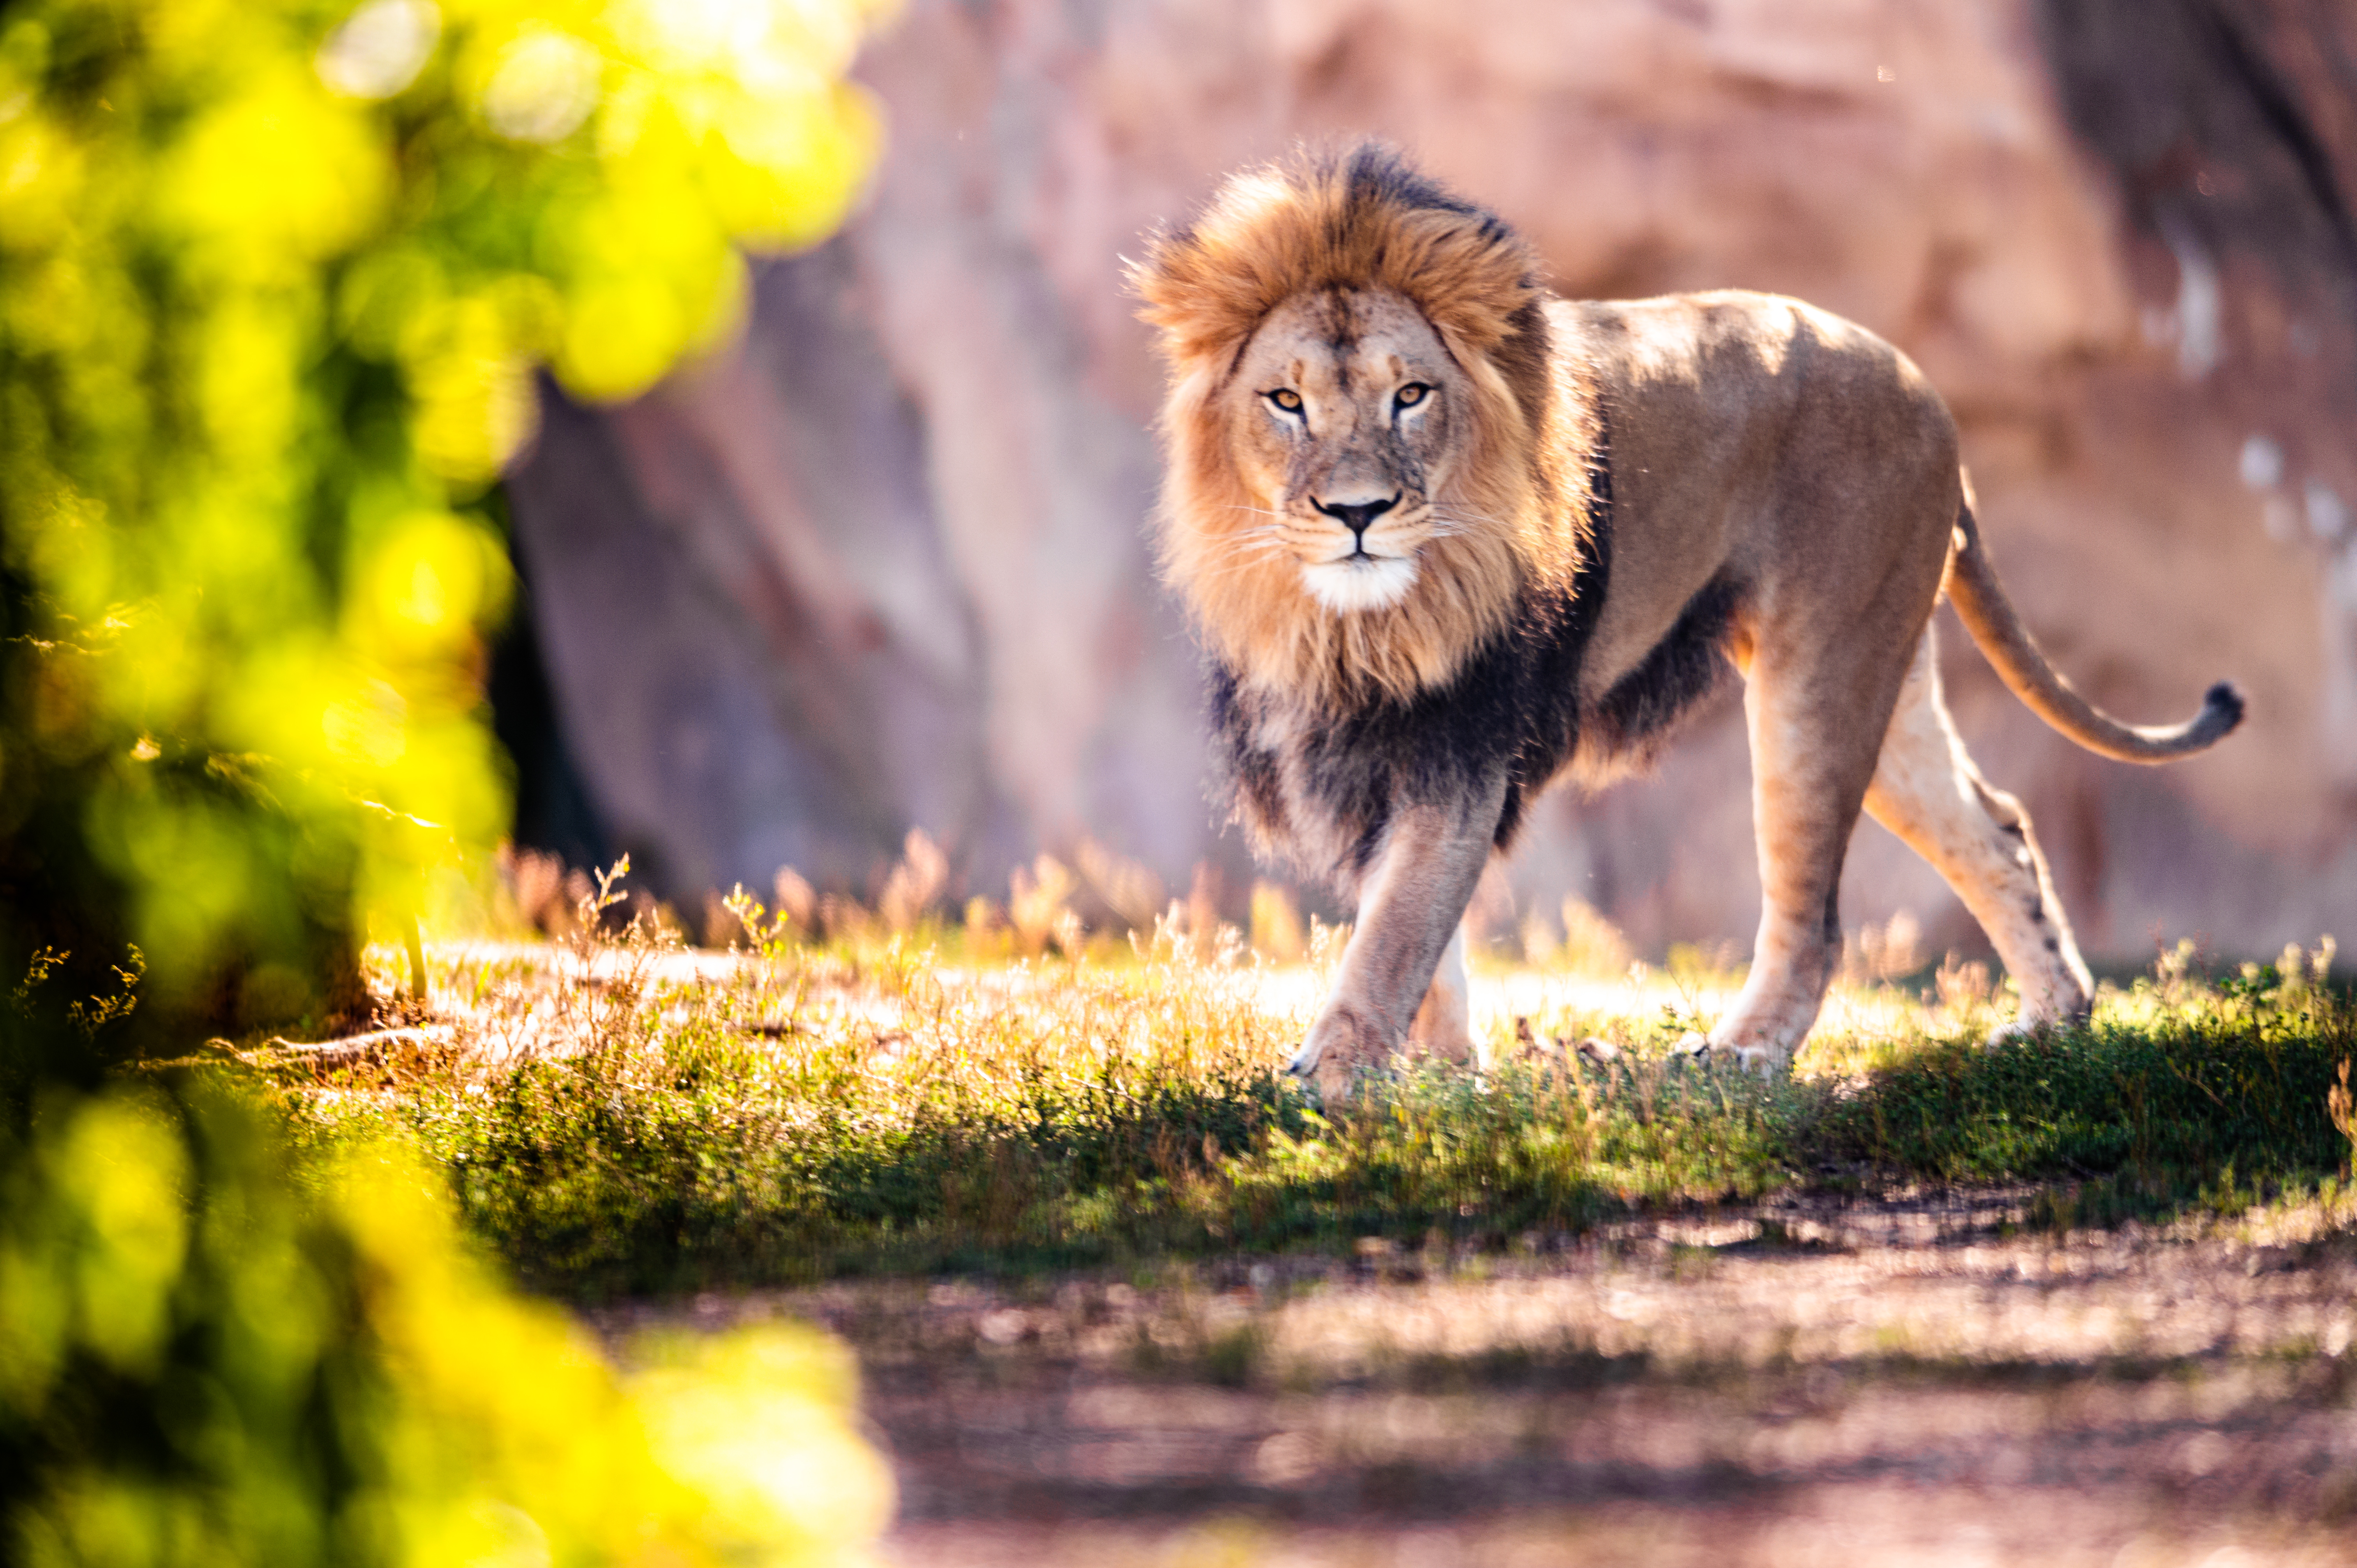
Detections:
[1676, 1029, 1788, 1077]
[1290, 1006, 1391, 1101]
[1982, 1016, 2044, 1049]
[1984, 997, 2092, 1049]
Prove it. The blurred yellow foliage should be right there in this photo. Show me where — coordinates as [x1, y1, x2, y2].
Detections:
[0, 1084, 895, 1564]
[0, 0, 885, 1014]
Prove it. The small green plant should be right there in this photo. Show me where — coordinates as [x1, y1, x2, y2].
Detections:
[2329, 1058, 2355, 1178]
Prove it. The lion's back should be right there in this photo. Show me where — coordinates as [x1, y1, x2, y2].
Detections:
[1555, 290, 1958, 702]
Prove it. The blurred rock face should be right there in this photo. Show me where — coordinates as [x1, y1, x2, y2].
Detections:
[507, 0, 2357, 960]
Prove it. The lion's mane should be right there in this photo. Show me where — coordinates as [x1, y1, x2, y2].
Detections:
[1134, 145, 1597, 708]
[1134, 146, 1640, 876]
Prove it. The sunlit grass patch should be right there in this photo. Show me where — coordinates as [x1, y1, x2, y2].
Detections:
[1805, 945, 2355, 1204]
[260, 871, 2357, 1297]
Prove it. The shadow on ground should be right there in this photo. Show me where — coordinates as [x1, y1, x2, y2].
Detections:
[597, 1190, 2357, 1565]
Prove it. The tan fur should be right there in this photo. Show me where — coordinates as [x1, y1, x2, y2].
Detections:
[1138, 148, 2241, 1090]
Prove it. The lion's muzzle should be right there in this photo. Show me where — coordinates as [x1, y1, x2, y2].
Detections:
[1311, 492, 1400, 544]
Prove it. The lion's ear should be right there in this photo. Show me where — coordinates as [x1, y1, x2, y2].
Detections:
[1131, 242, 1250, 369]
[1130, 242, 1240, 369]
[1131, 169, 1309, 369]
[1135, 149, 1541, 373]
[1388, 208, 1538, 362]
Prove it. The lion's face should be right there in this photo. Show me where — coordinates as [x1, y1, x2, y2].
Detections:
[1225, 287, 1470, 615]
[1139, 145, 1570, 704]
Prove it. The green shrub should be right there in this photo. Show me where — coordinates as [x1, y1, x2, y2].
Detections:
[0, 1079, 892, 1566]
[0, 0, 882, 1033]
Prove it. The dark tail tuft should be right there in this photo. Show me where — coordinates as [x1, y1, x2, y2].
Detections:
[2203, 680, 2247, 736]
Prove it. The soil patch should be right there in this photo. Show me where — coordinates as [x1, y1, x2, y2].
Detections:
[595, 1191, 2357, 1564]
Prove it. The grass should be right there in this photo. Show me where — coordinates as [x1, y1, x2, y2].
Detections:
[240, 871, 2357, 1300]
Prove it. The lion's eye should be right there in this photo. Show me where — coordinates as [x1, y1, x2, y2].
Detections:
[1267, 388, 1303, 413]
[1394, 383, 1430, 409]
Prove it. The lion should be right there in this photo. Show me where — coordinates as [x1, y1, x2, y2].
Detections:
[1132, 143, 2243, 1093]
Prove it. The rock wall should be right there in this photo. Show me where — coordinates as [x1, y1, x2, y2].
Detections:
[505, 0, 2357, 961]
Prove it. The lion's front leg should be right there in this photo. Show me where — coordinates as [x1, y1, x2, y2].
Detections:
[1406, 923, 1476, 1067]
[1289, 784, 1503, 1099]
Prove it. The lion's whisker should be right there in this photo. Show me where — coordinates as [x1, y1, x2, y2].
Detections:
[1193, 543, 1298, 583]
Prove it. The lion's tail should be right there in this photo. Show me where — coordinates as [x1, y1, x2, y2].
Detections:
[1945, 503, 2244, 764]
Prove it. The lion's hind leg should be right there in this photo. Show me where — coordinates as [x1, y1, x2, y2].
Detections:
[1702, 621, 1910, 1074]
[1861, 628, 2093, 1037]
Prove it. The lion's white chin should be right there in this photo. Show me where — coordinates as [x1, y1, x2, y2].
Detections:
[1303, 554, 1418, 614]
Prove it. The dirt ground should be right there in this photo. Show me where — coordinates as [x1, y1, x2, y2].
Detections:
[603, 1192, 2357, 1566]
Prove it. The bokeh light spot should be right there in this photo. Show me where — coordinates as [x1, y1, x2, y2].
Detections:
[480, 27, 600, 145]
[316, 0, 440, 101]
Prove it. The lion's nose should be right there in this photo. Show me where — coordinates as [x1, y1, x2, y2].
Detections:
[1312, 493, 1399, 541]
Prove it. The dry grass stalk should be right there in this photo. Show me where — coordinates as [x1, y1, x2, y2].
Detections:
[878, 829, 950, 934]
[1556, 898, 1633, 977]
[1250, 882, 1306, 963]
[1076, 839, 1168, 934]
[1008, 855, 1084, 957]
[1840, 909, 1924, 987]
